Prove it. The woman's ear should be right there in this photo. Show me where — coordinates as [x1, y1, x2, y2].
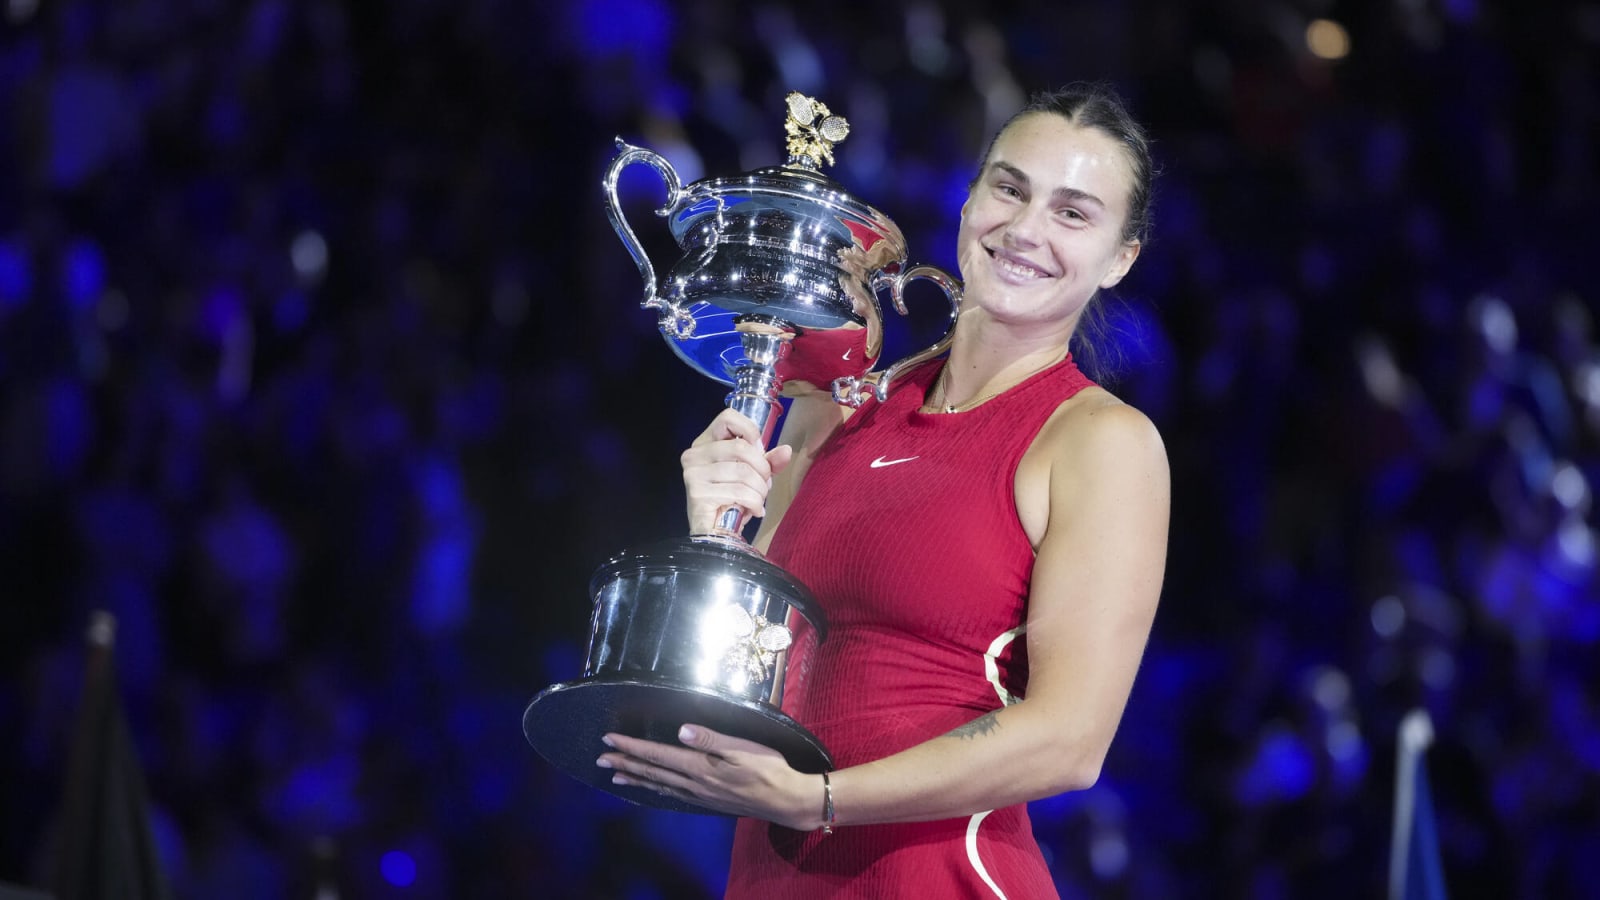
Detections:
[1098, 240, 1142, 289]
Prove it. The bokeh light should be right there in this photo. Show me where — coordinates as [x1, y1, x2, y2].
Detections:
[1305, 18, 1351, 60]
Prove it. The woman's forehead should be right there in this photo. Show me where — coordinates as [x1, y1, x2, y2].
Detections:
[991, 114, 1132, 178]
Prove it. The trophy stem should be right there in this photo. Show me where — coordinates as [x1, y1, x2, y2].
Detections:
[713, 323, 794, 535]
[726, 365, 783, 439]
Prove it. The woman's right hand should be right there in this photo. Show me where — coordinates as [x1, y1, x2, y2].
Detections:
[681, 408, 794, 535]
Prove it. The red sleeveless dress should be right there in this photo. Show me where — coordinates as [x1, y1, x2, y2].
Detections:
[725, 356, 1096, 899]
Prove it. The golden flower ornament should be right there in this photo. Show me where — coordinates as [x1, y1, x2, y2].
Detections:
[784, 91, 850, 170]
[702, 603, 794, 688]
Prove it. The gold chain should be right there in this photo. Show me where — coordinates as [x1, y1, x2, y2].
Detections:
[923, 365, 994, 414]
[924, 355, 1067, 414]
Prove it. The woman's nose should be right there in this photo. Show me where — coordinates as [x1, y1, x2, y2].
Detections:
[1003, 202, 1046, 246]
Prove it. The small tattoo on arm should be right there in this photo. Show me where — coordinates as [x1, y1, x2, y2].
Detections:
[944, 711, 1001, 741]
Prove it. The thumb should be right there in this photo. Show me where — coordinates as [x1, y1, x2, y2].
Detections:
[678, 723, 722, 753]
[766, 444, 794, 475]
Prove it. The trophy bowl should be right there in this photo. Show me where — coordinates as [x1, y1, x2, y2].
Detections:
[523, 93, 960, 814]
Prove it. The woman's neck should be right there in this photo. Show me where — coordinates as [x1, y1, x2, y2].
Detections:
[934, 333, 1072, 412]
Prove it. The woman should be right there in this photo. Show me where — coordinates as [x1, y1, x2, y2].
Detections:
[598, 83, 1170, 898]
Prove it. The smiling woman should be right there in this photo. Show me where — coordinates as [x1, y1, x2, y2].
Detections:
[599, 83, 1170, 900]
[968, 87, 1158, 385]
[947, 109, 1144, 396]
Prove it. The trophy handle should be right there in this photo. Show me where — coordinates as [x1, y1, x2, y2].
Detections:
[832, 265, 962, 407]
[602, 138, 696, 338]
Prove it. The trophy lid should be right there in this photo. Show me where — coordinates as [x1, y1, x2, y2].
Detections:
[664, 93, 906, 260]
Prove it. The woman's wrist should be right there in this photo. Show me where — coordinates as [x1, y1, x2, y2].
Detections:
[782, 771, 835, 833]
[819, 771, 836, 834]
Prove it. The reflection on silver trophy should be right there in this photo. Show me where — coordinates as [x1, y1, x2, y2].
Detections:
[522, 92, 961, 813]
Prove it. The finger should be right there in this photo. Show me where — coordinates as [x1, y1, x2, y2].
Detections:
[609, 772, 746, 817]
[682, 448, 775, 486]
[599, 752, 715, 806]
[677, 723, 783, 759]
[684, 496, 764, 531]
[693, 409, 764, 448]
[600, 732, 705, 773]
[597, 750, 681, 787]
[683, 437, 774, 481]
[686, 491, 766, 518]
[676, 723, 722, 753]
[606, 761, 691, 795]
[621, 775, 681, 802]
[684, 469, 771, 515]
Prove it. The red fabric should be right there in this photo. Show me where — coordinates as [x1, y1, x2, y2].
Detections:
[726, 355, 1095, 899]
[774, 323, 872, 397]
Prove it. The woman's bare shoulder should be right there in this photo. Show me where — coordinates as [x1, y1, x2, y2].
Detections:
[1037, 386, 1165, 467]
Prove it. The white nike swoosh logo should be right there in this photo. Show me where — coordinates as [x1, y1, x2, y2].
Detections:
[842, 348, 852, 360]
[870, 455, 919, 468]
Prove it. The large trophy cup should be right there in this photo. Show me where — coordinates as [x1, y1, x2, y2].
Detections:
[522, 92, 960, 813]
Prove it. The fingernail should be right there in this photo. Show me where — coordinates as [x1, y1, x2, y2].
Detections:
[601, 734, 616, 748]
[611, 774, 630, 786]
[679, 725, 697, 742]
[595, 756, 612, 769]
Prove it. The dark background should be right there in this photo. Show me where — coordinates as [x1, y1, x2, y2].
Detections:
[2, 0, 1597, 897]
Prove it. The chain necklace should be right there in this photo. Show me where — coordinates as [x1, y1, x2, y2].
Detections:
[926, 366, 973, 413]
[924, 356, 1062, 414]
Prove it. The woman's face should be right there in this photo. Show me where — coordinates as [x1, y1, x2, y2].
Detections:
[955, 113, 1141, 334]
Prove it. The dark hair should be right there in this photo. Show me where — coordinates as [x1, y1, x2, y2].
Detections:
[974, 83, 1158, 383]
[975, 82, 1156, 245]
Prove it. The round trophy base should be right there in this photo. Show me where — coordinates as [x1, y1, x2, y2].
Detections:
[523, 676, 832, 815]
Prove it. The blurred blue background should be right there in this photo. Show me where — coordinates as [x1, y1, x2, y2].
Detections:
[1, 0, 1597, 897]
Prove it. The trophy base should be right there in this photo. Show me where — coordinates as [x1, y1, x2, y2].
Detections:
[523, 676, 832, 815]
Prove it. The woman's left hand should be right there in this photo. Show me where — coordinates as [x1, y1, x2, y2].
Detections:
[597, 724, 822, 831]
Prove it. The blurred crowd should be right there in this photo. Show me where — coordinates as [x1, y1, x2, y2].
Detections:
[1, 0, 1597, 897]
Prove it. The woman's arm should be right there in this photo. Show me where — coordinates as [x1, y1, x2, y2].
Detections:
[602, 397, 1170, 829]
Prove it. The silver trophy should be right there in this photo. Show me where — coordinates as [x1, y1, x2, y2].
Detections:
[522, 92, 960, 813]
